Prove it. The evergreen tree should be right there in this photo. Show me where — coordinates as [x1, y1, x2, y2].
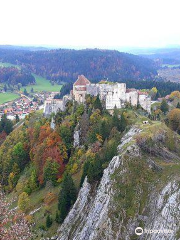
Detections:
[93, 95, 103, 112]
[55, 211, 60, 223]
[80, 161, 90, 187]
[160, 99, 169, 114]
[3, 84, 7, 92]
[23, 88, 28, 96]
[29, 168, 38, 191]
[177, 102, 180, 109]
[0, 114, 13, 134]
[119, 112, 126, 132]
[15, 114, 20, 123]
[46, 215, 53, 228]
[43, 158, 59, 186]
[58, 173, 77, 223]
[112, 108, 120, 131]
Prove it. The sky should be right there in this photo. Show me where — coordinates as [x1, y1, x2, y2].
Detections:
[0, 0, 180, 49]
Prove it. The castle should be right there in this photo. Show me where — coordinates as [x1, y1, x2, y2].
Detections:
[44, 75, 151, 116]
[73, 75, 151, 113]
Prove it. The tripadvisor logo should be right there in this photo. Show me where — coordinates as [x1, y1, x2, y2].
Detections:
[135, 227, 144, 236]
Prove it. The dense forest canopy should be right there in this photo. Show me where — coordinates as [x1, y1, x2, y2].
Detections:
[0, 66, 35, 87]
[0, 48, 158, 83]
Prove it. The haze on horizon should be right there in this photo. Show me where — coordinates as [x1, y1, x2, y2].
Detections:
[1, 0, 180, 50]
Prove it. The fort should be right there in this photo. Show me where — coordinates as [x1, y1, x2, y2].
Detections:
[73, 75, 151, 113]
[44, 75, 151, 116]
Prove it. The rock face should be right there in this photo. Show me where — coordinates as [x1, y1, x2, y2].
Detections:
[143, 180, 180, 240]
[57, 127, 141, 240]
[57, 126, 180, 240]
[73, 124, 80, 148]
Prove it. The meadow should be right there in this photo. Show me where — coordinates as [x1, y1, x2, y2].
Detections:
[0, 62, 62, 93]
[0, 92, 19, 104]
[20, 74, 62, 93]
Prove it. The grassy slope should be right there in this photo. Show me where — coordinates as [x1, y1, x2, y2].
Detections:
[111, 121, 180, 239]
[20, 74, 62, 93]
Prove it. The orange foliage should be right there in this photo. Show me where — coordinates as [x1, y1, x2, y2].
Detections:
[27, 123, 67, 184]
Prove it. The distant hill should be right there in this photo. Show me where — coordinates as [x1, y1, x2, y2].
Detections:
[0, 45, 49, 51]
[138, 48, 180, 65]
[0, 48, 157, 84]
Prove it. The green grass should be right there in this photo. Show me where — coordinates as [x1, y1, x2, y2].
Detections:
[0, 92, 19, 104]
[0, 62, 20, 69]
[0, 62, 62, 93]
[21, 74, 62, 93]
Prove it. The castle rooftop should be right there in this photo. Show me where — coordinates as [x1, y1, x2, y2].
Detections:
[74, 75, 90, 86]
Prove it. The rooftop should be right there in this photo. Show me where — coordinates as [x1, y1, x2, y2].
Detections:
[74, 75, 91, 86]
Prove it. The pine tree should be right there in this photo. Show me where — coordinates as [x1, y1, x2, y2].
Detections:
[15, 114, 20, 123]
[177, 102, 180, 109]
[112, 108, 120, 131]
[93, 95, 103, 112]
[160, 99, 169, 114]
[46, 215, 53, 228]
[23, 88, 28, 96]
[58, 173, 77, 223]
[80, 160, 90, 186]
[119, 112, 126, 132]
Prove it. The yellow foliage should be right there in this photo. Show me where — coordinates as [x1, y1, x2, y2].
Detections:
[90, 109, 101, 124]
[77, 149, 83, 158]
[96, 134, 103, 143]
[18, 192, 30, 212]
[169, 91, 180, 100]
[25, 215, 33, 223]
[86, 149, 95, 159]
[71, 163, 78, 174]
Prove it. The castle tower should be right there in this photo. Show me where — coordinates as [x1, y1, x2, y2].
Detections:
[73, 75, 91, 103]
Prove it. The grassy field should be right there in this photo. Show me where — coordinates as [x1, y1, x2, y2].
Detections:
[0, 62, 20, 69]
[20, 74, 62, 93]
[0, 92, 19, 104]
[0, 62, 62, 93]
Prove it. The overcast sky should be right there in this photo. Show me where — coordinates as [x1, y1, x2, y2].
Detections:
[0, 0, 180, 49]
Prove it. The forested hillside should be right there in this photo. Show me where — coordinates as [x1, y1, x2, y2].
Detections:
[140, 48, 180, 64]
[0, 66, 35, 87]
[0, 48, 157, 83]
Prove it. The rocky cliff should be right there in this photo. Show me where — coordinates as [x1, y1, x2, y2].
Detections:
[57, 124, 180, 240]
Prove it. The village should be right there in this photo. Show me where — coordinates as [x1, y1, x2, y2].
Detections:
[0, 91, 58, 121]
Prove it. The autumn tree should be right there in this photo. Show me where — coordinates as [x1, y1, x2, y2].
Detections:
[18, 192, 30, 212]
[149, 87, 158, 100]
[168, 108, 180, 132]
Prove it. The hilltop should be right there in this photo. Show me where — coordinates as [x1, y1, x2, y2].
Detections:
[0, 48, 157, 83]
